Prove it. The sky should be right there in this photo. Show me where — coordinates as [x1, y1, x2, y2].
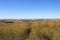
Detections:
[0, 0, 60, 19]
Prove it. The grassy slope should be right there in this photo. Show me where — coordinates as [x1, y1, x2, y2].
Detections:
[0, 20, 60, 40]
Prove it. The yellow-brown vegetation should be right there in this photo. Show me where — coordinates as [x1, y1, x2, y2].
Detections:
[0, 20, 60, 40]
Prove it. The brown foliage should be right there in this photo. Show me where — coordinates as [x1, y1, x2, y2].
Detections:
[0, 20, 60, 40]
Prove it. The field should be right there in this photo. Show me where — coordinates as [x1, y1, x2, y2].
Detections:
[0, 19, 60, 40]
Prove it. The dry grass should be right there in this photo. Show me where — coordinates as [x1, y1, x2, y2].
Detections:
[0, 20, 60, 40]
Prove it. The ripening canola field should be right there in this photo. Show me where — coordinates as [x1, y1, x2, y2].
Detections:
[0, 20, 60, 40]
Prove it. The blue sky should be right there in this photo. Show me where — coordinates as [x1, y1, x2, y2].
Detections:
[0, 0, 60, 19]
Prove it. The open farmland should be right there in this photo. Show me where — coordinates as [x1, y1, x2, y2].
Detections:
[0, 19, 60, 40]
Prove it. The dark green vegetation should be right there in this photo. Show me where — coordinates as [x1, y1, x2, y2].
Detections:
[0, 19, 60, 40]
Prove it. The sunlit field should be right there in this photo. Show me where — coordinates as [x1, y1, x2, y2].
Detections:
[0, 19, 60, 40]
